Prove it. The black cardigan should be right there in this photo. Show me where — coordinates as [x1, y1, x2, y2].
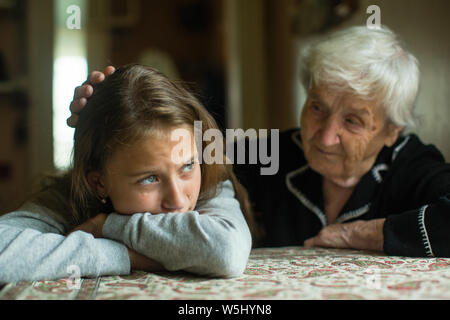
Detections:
[233, 128, 450, 257]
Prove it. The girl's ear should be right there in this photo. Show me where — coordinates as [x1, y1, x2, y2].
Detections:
[87, 171, 107, 197]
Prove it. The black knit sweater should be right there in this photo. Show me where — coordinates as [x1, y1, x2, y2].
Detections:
[234, 129, 450, 257]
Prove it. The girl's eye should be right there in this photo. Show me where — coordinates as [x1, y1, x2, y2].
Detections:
[182, 163, 194, 173]
[139, 175, 157, 185]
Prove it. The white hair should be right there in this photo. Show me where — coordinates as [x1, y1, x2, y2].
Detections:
[299, 25, 420, 128]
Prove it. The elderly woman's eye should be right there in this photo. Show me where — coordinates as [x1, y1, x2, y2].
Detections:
[310, 103, 324, 114]
[345, 117, 363, 127]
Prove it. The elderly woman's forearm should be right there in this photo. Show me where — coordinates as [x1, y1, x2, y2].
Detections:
[383, 194, 450, 257]
[350, 219, 385, 252]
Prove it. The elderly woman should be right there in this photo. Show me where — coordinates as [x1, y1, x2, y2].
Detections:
[69, 26, 450, 258]
[233, 25, 450, 257]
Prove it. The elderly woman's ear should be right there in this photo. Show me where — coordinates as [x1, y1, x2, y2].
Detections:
[384, 123, 404, 147]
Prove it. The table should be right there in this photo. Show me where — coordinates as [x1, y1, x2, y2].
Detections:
[1, 247, 449, 300]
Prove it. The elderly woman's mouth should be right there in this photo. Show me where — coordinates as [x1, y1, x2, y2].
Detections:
[315, 146, 341, 157]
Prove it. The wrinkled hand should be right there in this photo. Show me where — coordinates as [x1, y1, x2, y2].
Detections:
[67, 66, 116, 128]
[69, 213, 109, 238]
[304, 219, 386, 252]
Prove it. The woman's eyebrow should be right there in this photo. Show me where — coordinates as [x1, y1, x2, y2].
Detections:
[310, 92, 371, 117]
[348, 106, 370, 117]
[310, 93, 329, 107]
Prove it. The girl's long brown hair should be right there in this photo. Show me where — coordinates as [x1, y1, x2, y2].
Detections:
[31, 64, 259, 243]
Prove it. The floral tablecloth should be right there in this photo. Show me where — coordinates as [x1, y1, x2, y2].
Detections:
[1, 247, 450, 300]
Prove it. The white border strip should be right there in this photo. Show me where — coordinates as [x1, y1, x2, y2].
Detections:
[371, 164, 389, 183]
[291, 131, 303, 150]
[285, 165, 327, 228]
[392, 135, 411, 162]
[418, 205, 435, 257]
[336, 204, 371, 224]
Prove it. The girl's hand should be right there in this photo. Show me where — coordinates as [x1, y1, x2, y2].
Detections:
[69, 214, 166, 272]
[127, 248, 166, 272]
[67, 66, 116, 128]
[69, 213, 109, 238]
[303, 219, 385, 252]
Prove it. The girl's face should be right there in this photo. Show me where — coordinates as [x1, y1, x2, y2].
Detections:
[97, 128, 201, 215]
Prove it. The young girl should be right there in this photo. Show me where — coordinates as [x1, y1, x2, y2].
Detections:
[0, 64, 256, 284]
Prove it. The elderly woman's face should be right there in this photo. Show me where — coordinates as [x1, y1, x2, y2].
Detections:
[300, 86, 400, 187]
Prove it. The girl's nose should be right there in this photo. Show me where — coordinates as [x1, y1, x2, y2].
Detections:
[161, 180, 186, 213]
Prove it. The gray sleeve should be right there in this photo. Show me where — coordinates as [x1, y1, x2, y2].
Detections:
[102, 180, 252, 278]
[0, 203, 130, 284]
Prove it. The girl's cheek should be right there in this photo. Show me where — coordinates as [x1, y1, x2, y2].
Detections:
[135, 191, 159, 212]
[111, 191, 157, 214]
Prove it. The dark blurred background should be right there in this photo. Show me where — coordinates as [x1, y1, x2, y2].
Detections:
[0, 0, 449, 214]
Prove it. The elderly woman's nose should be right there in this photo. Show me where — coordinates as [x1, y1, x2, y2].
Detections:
[318, 118, 341, 146]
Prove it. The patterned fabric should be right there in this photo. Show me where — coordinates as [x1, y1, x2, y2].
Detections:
[1, 247, 450, 300]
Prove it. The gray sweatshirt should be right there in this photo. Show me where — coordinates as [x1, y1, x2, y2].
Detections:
[0, 180, 252, 284]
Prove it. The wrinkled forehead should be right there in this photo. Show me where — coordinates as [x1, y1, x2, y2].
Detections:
[307, 85, 386, 117]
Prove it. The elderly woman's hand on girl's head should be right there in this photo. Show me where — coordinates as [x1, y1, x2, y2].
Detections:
[67, 66, 116, 128]
[68, 213, 109, 238]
